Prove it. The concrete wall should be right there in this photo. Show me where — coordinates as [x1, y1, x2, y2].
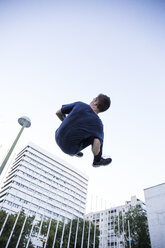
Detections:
[144, 183, 165, 248]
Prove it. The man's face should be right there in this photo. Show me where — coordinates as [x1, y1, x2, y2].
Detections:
[90, 97, 98, 107]
[91, 97, 97, 103]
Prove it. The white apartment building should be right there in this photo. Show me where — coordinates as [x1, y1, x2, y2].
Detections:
[85, 196, 145, 248]
[144, 183, 165, 248]
[0, 143, 88, 222]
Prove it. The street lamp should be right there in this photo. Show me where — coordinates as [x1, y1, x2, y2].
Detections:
[0, 116, 31, 175]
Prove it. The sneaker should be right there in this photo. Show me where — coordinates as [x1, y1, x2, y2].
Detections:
[75, 152, 84, 157]
[92, 157, 112, 167]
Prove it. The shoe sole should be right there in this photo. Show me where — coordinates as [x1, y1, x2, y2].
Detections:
[75, 154, 83, 157]
[92, 163, 110, 168]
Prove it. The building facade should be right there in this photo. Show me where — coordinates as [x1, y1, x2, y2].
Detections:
[144, 183, 165, 248]
[0, 143, 88, 222]
[85, 196, 145, 248]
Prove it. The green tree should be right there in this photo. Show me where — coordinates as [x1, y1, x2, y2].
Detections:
[115, 205, 151, 248]
[0, 210, 7, 230]
[37, 217, 100, 248]
[0, 210, 34, 248]
[43, 219, 58, 247]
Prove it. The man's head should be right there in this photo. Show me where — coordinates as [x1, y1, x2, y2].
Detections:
[90, 94, 111, 113]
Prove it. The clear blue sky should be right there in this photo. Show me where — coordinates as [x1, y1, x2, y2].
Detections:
[0, 0, 165, 212]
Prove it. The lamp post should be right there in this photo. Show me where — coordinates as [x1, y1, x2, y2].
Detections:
[128, 220, 132, 248]
[0, 116, 31, 175]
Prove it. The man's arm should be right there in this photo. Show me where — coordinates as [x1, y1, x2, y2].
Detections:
[56, 109, 66, 122]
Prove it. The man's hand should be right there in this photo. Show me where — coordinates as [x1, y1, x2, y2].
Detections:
[56, 109, 66, 121]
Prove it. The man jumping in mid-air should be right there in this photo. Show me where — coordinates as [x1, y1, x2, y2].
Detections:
[55, 94, 112, 167]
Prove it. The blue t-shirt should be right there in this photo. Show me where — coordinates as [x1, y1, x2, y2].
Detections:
[55, 101, 104, 155]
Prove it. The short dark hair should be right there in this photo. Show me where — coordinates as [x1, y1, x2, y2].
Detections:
[97, 94, 111, 112]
